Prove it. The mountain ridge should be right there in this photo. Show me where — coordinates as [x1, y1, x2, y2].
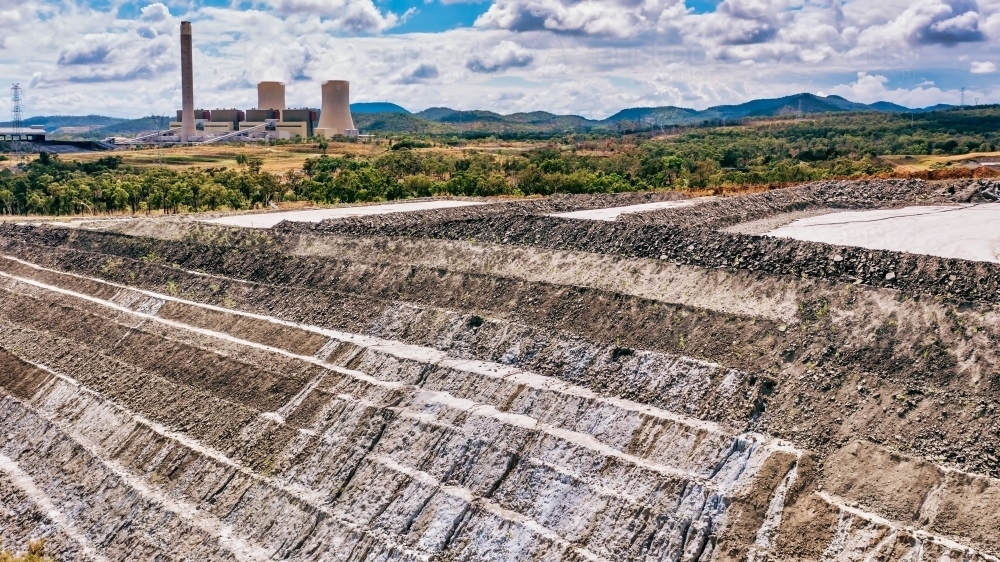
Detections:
[349, 102, 410, 114]
[356, 93, 959, 133]
[5, 93, 962, 138]
[379, 93, 955, 126]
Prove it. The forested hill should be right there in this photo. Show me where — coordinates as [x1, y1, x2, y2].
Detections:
[360, 93, 956, 134]
[8, 93, 959, 139]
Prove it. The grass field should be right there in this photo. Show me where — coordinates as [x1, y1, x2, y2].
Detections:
[68, 143, 375, 173]
[63, 138, 576, 176]
[65, 140, 551, 173]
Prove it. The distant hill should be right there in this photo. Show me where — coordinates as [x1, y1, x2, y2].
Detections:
[0, 115, 127, 130]
[353, 112, 454, 134]
[919, 104, 956, 113]
[415, 107, 461, 121]
[350, 103, 410, 114]
[15, 94, 961, 139]
[868, 101, 911, 112]
[700, 93, 869, 120]
[75, 117, 175, 140]
[643, 93, 903, 123]
[406, 93, 958, 132]
[602, 94, 956, 126]
[603, 106, 701, 125]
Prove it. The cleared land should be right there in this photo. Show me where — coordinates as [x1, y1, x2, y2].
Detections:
[1, 179, 1000, 560]
[882, 152, 1000, 172]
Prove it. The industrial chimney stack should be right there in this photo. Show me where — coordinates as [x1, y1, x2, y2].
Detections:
[180, 21, 195, 142]
[257, 82, 286, 112]
[316, 80, 357, 138]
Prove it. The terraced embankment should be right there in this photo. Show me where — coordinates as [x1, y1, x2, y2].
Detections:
[0, 181, 999, 560]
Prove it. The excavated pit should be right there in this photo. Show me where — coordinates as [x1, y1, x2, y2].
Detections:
[1, 179, 1000, 561]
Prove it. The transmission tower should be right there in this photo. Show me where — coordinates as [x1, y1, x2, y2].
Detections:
[10, 83, 23, 162]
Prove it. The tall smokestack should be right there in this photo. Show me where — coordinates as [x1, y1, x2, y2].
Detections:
[258, 82, 286, 112]
[180, 21, 195, 142]
[317, 80, 355, 137]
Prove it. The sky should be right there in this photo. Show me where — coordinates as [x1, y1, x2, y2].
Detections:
[1, 0, 999, 118]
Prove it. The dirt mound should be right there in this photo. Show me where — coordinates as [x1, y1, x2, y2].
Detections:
[0, 181, 999, 560]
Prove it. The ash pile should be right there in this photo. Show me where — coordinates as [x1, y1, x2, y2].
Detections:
[0, 178, 999, 561]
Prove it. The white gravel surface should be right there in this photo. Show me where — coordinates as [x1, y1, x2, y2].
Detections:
[767, 204, 1000, 263]
[204, 200, 485, 228]
[549, 199, 709, 221]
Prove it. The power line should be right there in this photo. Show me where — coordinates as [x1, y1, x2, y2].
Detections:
[10, 83, 23, 163]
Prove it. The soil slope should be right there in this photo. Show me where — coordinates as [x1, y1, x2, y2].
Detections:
[0, 180, 998, 561]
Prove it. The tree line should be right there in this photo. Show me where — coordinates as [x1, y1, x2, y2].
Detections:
[0, 145, 890, 216]
[2, 107, 998, 216]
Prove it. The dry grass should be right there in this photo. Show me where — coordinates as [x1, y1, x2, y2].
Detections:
[67, 140, 552, 173]
[69, 142, 385, 174]
[0, 540, 54, 562]
[881, 151, 1000, 172]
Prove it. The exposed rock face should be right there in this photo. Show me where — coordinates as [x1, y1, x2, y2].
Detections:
[0, 182, 999, 560]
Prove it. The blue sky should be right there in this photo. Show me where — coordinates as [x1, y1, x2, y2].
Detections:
[384, 1, 490, 33]
[1, 0, 998, 118]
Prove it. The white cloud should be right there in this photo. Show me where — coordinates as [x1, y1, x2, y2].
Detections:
[0, 0, 29, 47]
[702, 0, 783, 45]
[855, 0, 985, 48]
[971, 60, 997, 72]
[466, 41, 533, 72]
[5, 0, 1000, 119]
[474, 0, 687, 37]
[264, 0, 409, 33]
[0, 8, 21, 26]
[394, 63, 440, 84]
[32, 32, 176, 87]
[140, 3, 170, 23]
[828, 71, 979, 107]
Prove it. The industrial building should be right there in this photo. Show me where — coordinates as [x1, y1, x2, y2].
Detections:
[167, 108, 320, 141]
[0, 126, 118, 153]
[0, 126, 46, 142]
[153, 22, 358, 145]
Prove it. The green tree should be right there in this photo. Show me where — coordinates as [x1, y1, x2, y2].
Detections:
[0, 189, 14, 214]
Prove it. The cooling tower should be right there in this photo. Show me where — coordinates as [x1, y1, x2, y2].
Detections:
[180, 22, 195, 142]
[257, 82, 285, 111]
[317, 80, 355, 137]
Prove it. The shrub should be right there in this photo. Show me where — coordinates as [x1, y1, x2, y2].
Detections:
[0, 539, 55, 562]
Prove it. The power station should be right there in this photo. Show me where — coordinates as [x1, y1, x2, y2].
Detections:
[156, 22, 358, 144]
[317, 80, 358, 138]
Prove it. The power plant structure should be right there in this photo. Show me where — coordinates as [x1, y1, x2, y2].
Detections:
[179, 22, 195, 142]
[257, 82, 286, 112]
[316, 80, 358, 139]
[153, 22, 359, 145]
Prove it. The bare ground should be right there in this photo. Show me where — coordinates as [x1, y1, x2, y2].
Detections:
[0, 181, 998, 560]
